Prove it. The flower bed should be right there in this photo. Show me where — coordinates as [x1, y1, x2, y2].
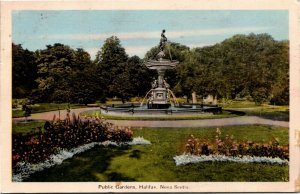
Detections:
[176, 128, 289, 165]
[174, 154, 288, 166]
[12, 113, 133, 166]
[13, 137, 151, 182]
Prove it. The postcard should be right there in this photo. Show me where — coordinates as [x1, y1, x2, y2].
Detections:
[1, 0, 300, 193]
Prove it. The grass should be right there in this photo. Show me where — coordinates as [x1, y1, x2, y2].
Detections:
[12, 121, 45, 135]
[242, 106, 289, 121]
[81, 107, 288, 122]
[23, 125, 289, 182]
[80, 110, 238, 121]
[220, 100, 261, 108]
[81, 100, 288, 121]
[222, 105, 289, 121]
[12, 100, 289, 121]
[12, 110, 27, 118]
[12, 103, 90, 118]
[219, 101, 289, 121]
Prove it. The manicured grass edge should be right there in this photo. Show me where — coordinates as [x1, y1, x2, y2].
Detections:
[80, 110, 241, 121]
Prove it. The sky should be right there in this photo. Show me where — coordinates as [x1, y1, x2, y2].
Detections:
[12, 10, 288, 59]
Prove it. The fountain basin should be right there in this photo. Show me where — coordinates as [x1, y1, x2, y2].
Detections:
[99, 103, 222, 116]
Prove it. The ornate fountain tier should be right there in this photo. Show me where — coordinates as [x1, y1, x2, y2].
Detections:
[145, 58, 179, 70]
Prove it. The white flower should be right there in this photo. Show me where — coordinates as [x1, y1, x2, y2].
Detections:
[173, 154, 289, 166]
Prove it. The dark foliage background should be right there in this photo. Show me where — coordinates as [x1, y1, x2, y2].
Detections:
[13, 33, 289, 105]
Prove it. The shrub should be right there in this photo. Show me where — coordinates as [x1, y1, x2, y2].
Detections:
[12, 113, 133, 166]
[251, 87, 269, 105]
[22, 104, 32, 119]
[12, 98, 30, 109]
[184, 128, 289, 160]
[270, 86, 289, 105]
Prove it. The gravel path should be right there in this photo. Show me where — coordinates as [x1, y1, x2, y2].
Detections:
[13, 107, 289, 128]
[13, 107, 100, 122]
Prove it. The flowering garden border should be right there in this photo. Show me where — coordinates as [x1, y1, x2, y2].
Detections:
[184, 128, 289, 160]
[173, 154, 289, 166]
[177, 128, 289, 166]
[13, 137, 151, 182]
[12, 113, 134, 166]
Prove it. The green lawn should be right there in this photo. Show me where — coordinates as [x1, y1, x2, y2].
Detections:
[80, 100, 288, 121]
[81, 110, 237, 120]
[12, 100, 289, 121]
[12, 110, 27, 118]
[23, 125, 289, 182]
[12, 121, 45, 135]
[242, 106, 289, 121]
[12, 103, 90, 118]
[220, 100, 261, 108]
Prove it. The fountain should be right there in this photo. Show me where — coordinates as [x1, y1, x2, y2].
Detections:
[100, 30, 222, 116]
[141, 32, 179, 109]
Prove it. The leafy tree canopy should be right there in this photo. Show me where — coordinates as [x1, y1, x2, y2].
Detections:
[12, 43, 38, 98]
[13, 33, 289, 105]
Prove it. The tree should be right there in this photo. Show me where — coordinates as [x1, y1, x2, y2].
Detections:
[75, 48, 92, 71]
[12, 43, 38, 98]
[173, 33, 289, 104]
[108, 66, 133, 103]
[268, 41, 289, 105]
[95, 36, 129, 100]
[16, 32, 288, 106]
[99, 54, 153, 102]
[69, 69, 97, 105]
[34, 44, 94, 103]
[67, 48, 97, 104]
[34, 44, 75, 102]
[127, 56, 154, 97]
[173, 50, 197, 102]
[193, 45, 226, 99]
[237, 34, 283, 104]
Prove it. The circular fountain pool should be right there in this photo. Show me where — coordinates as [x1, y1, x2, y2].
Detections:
[100, 103, 222, 116]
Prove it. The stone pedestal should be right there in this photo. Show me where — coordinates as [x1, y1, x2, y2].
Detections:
[147, 87, 170, 109]
[145, 50, 179, 109]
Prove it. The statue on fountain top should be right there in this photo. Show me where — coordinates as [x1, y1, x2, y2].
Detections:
[159, 29, 167, 51]
[157, 29, 168, 60]
[146, 29, 178, 68]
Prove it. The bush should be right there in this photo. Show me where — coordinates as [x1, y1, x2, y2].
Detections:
[184, 128, 289, 160]
[12, 98, 30, 109]
[22, 104, 32, 119]
[12, 113, 133, 166]
[251, 87, 269, 105]
[270, 86, 289, 105]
